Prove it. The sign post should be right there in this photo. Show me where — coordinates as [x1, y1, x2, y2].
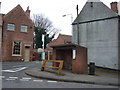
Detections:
[42, 34, 45, 60]
[41, 51, 45, 60]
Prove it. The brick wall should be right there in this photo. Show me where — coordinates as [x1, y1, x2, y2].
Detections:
[0, 14, 3, 61]
[2, 5, 34, 61]
[110, 2, 118, 13]
[72, 46, 88, 73]
[52, 45, 88, 73]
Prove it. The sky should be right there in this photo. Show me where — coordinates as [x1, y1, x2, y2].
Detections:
[0, 0, 120, 37]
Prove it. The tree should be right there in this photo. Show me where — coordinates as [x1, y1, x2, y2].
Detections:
[33, 14, 60, 49]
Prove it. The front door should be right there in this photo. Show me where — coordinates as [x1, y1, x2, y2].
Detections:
[24, 48, 30, 62]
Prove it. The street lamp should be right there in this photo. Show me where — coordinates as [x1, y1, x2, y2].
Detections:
[62, 14, 73, 35]
[62, 14, 73, 23]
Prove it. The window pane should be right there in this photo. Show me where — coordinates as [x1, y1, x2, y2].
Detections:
[21, 25, 27, 32]
[7, 24, 15, 31]
[13, 41, 21, 55]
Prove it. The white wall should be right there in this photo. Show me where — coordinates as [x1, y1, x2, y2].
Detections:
[72, 1, 119, 70]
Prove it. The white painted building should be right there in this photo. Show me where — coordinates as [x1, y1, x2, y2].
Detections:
[72, 0, 120, 70]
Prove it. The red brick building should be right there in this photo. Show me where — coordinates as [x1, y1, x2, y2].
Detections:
[0, 2, 2, 61]
[46, 34, 72, 59]
[2, 5, 34, 62]
[51, 44, 87, 73]
[47, 34, 72, 51]
[47, 34, 87, 73]
[0, 14, 3, 61]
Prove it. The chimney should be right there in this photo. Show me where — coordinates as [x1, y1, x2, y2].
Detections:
[110, 2, 118, 13]
[25, 6, 30, 17]
[0, 2, 1, 12]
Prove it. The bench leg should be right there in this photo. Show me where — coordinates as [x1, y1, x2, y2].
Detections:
[58, 68, 62, 74]
[41, 67, 44, 71]
[41, 60, 46, 71]
[58, 61, 63, 74]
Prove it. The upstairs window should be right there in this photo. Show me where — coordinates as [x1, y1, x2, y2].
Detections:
[7, 24, 15, 31]
[21, 25, 28, 32]
[12, 41, 21, 56]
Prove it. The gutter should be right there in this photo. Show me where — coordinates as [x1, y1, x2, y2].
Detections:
[72, 16, 119, 25]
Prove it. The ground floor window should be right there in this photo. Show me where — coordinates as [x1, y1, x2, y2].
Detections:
[12, 41, 21, 56]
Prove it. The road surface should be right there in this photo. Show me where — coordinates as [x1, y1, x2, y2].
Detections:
[1, 61, 119, 88]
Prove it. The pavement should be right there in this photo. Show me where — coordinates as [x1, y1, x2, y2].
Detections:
[25, 67, 119, 86]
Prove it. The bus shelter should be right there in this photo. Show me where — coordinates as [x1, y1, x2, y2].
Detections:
[51, 44, 88, 73]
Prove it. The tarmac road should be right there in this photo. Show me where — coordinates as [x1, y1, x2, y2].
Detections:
[1, 61, 119, 88]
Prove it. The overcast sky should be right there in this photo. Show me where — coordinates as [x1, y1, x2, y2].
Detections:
[0, 0, 120, 36]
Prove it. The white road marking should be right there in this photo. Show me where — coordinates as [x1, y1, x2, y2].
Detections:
[33, 80, 43, 82]
[47, 81, 57, 83]
[19, 77, 31, 81]
[9, 77, 18, 79]
[21, 77, 31, 80]
[6, 78, 16, 81]
[2, 67, 27, 72]
[20, 79, 29, 81]
[13, 65, 24, 67]
[0, 76, 5, 78]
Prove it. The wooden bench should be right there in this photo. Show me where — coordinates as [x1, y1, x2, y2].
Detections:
[41, 60, 63, 74]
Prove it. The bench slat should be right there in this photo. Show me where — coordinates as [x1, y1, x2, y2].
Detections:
[45, 66, 59, 69]
[43, 60, 63, 62]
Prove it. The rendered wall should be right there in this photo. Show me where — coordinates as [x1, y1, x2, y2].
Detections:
[72, 18, 119, 70]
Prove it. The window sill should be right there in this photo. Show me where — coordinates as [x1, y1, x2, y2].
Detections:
[12, 54, 21, 56]
[20, 31, 27, 33]
[7, 30, 14, 31]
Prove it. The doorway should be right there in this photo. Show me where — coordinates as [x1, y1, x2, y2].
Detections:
[56, 49, 72, 70]
[24, 46, 30, 62]
[64, 50, 72, 70]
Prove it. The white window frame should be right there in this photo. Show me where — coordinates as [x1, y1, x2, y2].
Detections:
[12, 41, 22, 56]
[73, 49, 76, 60]
[21, 25, 28, 32]
[7, 24, 15, 31]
